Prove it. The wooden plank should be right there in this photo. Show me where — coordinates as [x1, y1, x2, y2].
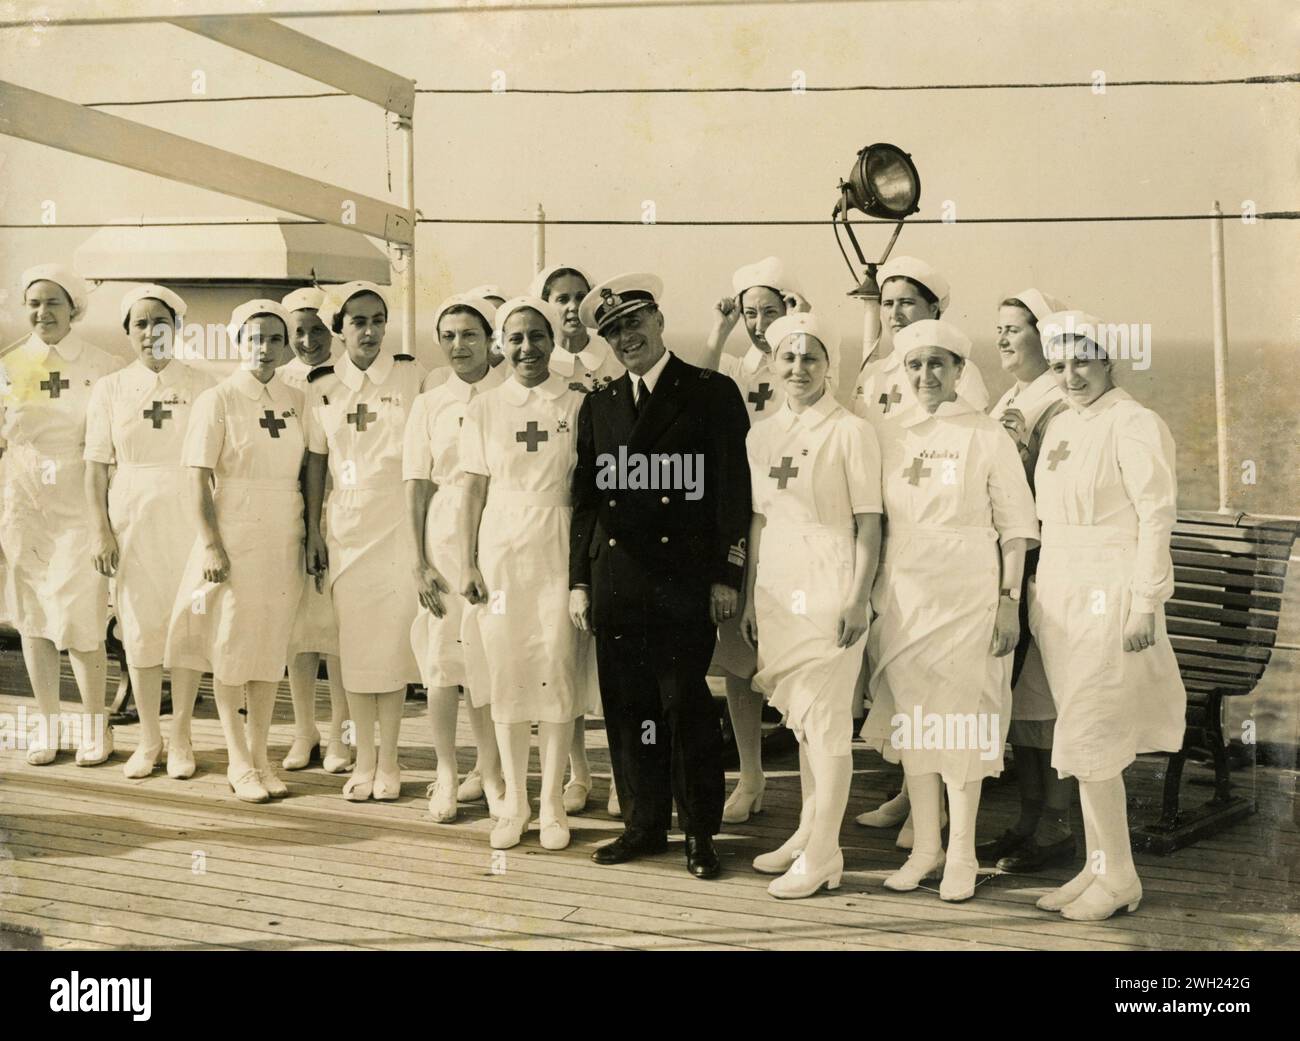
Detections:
[1167, 636, 1273, 663]
[1174, 567, 1285, 593]
[1172, 548, 1288, 577]
[172, 16, 415, 118]
[1164, 600, 1281, 630]
[1172, 535, 1295, 561]
[1167, 619, 1277, 648]
[0, 81, 412, 246]
[1170, 586, 1283, 612]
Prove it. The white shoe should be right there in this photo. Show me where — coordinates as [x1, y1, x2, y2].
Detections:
[939, 857, 979, 902]
[26, 742, 57, 766]
[753, 843, 803, 876]
[75, 724, 114, 766]
[490, 813, 529, 850]
[606, 781, 621, 818]
[855, 791, 910, 828]
[372, 764, 401, 801]
[562, 779, 590, 814]
[1036, 868, 1095, 911]
[282, 734, 320, 771]
[123, 742, 163, 779]
[722, 777, 766, 824]
[882, 850, 946, 892]
[539, 813, 571, 850]
[343, 767, 375, 802]
[167, 740, 196, 779]
[257, 768, 289, 798]
[1060, 878, 1142, 921]
[768, 850, 843, 900]
[228, 766, 270, 803]
[457, 769, 485, 802]
[322, 739, 352, 774]
[426, 780, 458, 823]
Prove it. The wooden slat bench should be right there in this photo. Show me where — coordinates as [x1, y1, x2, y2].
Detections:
[1130, 509, 1299, 854]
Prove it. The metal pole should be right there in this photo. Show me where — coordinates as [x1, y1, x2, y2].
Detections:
[394, 112, 416, 356]
[1210, 200, 1231, 514]
[534, 203, 546, 274]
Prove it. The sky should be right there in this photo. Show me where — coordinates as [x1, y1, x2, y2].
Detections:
[1, 0, 1296, 391]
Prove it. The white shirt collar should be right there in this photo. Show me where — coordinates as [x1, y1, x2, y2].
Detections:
[549, 336, 610, 376]
[232, 367, 281, 401]
[629, 348, 672, 395]
[446, 361, 504, 402]
[899, 394, 980, 428]
[1071, 385, 1131, 420]
[500, 370, 569, 407]
[740, 345, 768, 376]
[132, 357, 184, 388]
[21, 330, 85, 365]
[1005, 368, 1058, 409]
[337, 350, 394, 392]
[775, 387, 837, 431]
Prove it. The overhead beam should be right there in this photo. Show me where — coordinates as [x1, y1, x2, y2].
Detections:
[0, 80, 413, 246]
[171, 16, 415, 118]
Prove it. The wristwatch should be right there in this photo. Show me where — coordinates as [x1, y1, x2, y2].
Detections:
[1000, 587, 1021, 602]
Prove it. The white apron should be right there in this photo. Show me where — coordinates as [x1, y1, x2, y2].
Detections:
[164, 369, 306, 686]
[403, 363, 505, 689]
[860, 398, 1039, 784]
[459, 373, 589, 725]
[0, 331, 119, 651]
[748, 393, 881, 756]
[304, 352, 423, 693]
[84, 359, 213, 666]
[1030, 388, 1186, 781]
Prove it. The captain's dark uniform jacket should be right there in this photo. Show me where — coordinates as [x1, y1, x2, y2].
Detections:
[569, 352, 752, 629]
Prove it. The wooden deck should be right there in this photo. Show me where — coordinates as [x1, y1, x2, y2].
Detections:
[1, 654, 1296, 952]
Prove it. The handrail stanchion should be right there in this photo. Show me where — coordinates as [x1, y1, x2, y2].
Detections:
[1210, 200, 1231, 515]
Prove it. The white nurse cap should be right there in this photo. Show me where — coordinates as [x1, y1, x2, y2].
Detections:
[319, 281, 389, 334]
[529, 264, 595, 301]
[495, 295, 564, 340]
[228, 298, 293, 344]
[119, 283, 187, 325]
[21, 263, 89, 318]
[282, 287, 327, 313]
[433, 293, 498, 335]
[894, 318, 972, 361]
[765, 312, 842, 381]
[1006, 288, 1065, 325]
[731, 256, 801, 303]
[1039, 310, 1107, 358]
[878, 256, 950, 313]
[464, 284, 507, 304]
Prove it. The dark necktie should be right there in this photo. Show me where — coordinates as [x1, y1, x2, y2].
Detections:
[633, 378, 650, 416]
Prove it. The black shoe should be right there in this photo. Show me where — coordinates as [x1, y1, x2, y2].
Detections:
[975, 829, 1032, 864]
[685, 834, 721, 879]
[997, 835, 1077, 873]
[591, 831, 668, 866]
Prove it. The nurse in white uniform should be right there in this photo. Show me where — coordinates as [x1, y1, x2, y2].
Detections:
[404, 294, 508, 822]
[703, 256, 810, 825]
[739, 314, 883, 899]
[852, 256, 987, 839]
[976, 289, 1077, 872]
[529, 263, 622, 817]
[304, 282, 424, 802]
[860, 319, 1038, 902]
[164, 300, 307, 802]
[457, 296, 589, 852]
[278, 287, 350, 775]
[85, 285, 213, 779]
[1029, 312, 1186, 922]
[1, 265, 118, 766]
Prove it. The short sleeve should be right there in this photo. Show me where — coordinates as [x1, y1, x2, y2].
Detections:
[986, 425, 1040, 544]
[458, 396, 490, 477]
[82, 375, 115, 465]
[303, 387, 328, 455]
[958, 360, 991, 410]
[1115, 405, 1178, 611]
[402, 393, 434, 481]
[182, 386, 226, 470]
[844, 417, 884, 514]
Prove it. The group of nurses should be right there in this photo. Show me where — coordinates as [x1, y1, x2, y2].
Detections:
[457, 296, 590, 851]
[740, 312, 883, 898]
[2, 267, 118, 766]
